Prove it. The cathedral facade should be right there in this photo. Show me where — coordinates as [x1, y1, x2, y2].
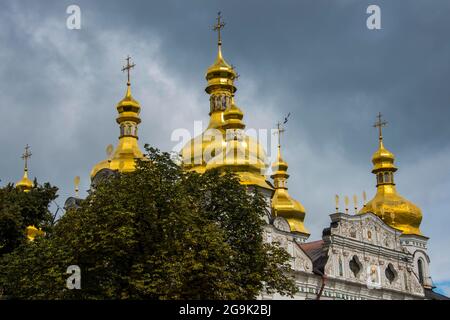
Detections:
[56, 14, 444, 300]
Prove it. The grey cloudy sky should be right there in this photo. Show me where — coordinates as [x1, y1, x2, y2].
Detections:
[1, 0, 449, 294]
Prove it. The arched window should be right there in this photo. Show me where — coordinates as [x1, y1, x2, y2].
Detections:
[385, 263, 397, 283]
[418, 258, 424, 284]
[384, 172, 390, 183]
[339, 257, 343, 277]
[349, 256, 362, 277]
[377, 173, 383, 184]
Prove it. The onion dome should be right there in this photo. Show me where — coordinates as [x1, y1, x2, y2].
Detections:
[90, 57, 145, 179]
[359, 114, 422, 235]
[270, 142, 309, 236]
[26, 225, 45, 241]
[205, 44, 237, 98]
[181, 13, 272, 191]
[206, 97, 270, 189]
[15, 145, 34, 192]
[181, 14, 236, 171]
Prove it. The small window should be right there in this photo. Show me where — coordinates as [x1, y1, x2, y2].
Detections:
[349, 256, 362, 277]
[385, 263, 397, 283]
[339, 257, 343, 277]
[384, 172, 390, 183]
[404, 272, 409, 291]
[367, 230, 372, 240]
[377, 173, 383, 184]
[418, 258, 424, 284]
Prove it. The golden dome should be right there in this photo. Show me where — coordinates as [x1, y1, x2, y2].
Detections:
[26, 225, 45, 241]
[371, 140, 396, 172]
[201, 99, 271, 189]
[91, 58, 145, 179]
[181, 13, 272, 190]
[205, 136, 271, 190]
[16, 144, 34, 192]
[359, 185, 422, 235]
[205, 45, 237, 96]
[359, 114, 422, 235]
[16, 169, 33, 192]
[271, 146, 309, 235]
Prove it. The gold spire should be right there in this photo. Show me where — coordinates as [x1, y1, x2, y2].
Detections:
[359, 113, 423, 235]
[205, 12, 237, 115]
[90, 57, 144, 179]
[15, 144, 34, 192]
[270, 118, 309, 236]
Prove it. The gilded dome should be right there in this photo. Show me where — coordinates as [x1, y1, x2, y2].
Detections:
[90, 75, 145, 179]
[371, 140, 396, 172]
[26, 225, 45, 241]
[270, 146, 309, 235]
[359, 185, 422, 235]
[205, 135, 271, 189]
[359, 114, 423, 235]
[16, 169, 33, 192]
[181, 20, 272, 191]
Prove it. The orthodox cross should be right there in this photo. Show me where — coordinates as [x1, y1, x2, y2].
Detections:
[373, 112, 387, 140]
[21, 144, 32, 170]
[274, 113, 290, 148]
[213, 11, 226, 45]
[122, 55, 136, 85]
[275, 121, 286, 148]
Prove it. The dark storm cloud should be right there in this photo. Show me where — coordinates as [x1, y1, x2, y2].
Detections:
[0, 0, 449, 284]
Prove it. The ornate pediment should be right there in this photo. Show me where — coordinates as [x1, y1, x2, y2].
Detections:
[329, 212, 402, 249]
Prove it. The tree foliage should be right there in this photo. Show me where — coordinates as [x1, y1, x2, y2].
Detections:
[0, 182, 58, 256]
[0, 147, 297, 299]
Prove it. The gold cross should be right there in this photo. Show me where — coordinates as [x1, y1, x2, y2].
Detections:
[122, 55, 136, 85]
[275, 121, 286, 148]
[21, 144, 32, 170]
[274, 113, 290, 148]
[213, 11, 226, 45]
[373, 112, 388, 140]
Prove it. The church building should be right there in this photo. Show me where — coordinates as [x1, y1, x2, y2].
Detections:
[32, 13, 445, 300]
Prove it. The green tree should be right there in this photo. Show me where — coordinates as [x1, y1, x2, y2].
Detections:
[0, 182, 58, 256]
[0, 147, 297, 299]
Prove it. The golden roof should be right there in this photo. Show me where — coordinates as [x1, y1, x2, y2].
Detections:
[180, 13, 272, 190]
[26, 225, 45, 241]
[90, 58, 145, 179]
[371, 139, 396, 172]
[271, 146, 309, 235]
[359, 114, 422, 235]
[16, 169, 33, 192]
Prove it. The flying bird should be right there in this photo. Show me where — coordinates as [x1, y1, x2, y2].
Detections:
[283, 112, 291, 124]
